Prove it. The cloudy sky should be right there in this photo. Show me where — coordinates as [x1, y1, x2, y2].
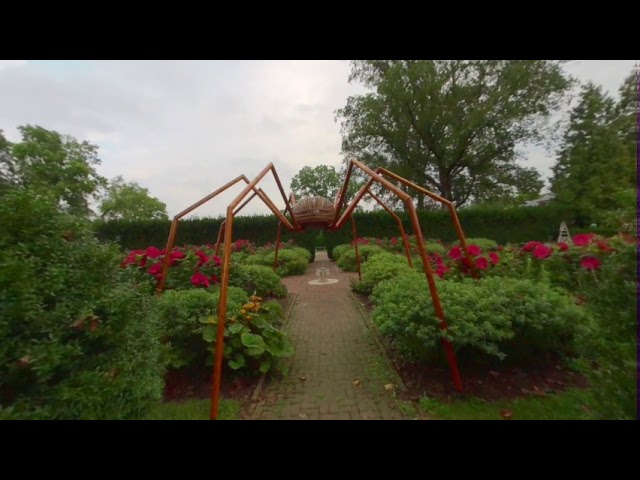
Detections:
[0, 60, 636, 218]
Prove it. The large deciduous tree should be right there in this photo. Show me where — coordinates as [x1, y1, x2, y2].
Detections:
[290, 164, 367, 211]
[336, 60, 572, 209]
[99, 175, 168, 221]
[290, 165, 342, 200]
[0, 125, 106, 216]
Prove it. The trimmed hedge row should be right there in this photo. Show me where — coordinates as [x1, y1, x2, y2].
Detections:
[94, 215, 318, 259]
[94, 205, 603, 254]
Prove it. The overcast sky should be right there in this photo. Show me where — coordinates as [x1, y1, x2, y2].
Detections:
[0, 60, 636, 218]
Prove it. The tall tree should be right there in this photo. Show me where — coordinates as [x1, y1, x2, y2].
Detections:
[550, 81, 635, 217]
[99, 175, 168, 221]
[336, 60, 571, 209]
[290, 164, 365, 203]
[290, 165, 342, 200]
[1, 125, 106, 216]
[614, 68, 638, 154]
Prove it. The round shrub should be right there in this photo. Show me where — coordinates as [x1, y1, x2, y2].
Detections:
[453, 237, 499, 251]
[242, 250, 307, 277]
[352, 253, 414, 295]
[289, 247, 312, 263]
[371, 274, 590, 365]
[265, 250, 308, 277]
[230, 264, 288, 297]
[154, 287, 249, 369]
[424, 241, 447, 256]
[331, 244, 352, 262]
[337, 245, 385, 272]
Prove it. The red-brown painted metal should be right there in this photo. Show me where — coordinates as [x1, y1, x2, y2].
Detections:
[376, 168, 476, 278]
[365, 189, 413, 268]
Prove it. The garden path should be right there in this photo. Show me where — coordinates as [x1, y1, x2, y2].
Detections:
[245, 251, 413, 420]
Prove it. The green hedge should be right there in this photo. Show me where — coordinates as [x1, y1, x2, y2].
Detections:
[94, 215, 318, 260]
[94, 204, 593, 255]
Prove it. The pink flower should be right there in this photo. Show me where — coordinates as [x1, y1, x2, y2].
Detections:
[390, 237, 398, 245]
[596, 241, 613, 252]
[467, 245, 481, 257]
[195, 251, 208, 267]
[533, 244, 553, 259]
[572, 233, 594, 247]
[210, 274, 219, 284]
[523, 241, 541, 252]
[557, 242, 569, 252]
[448, 246, 462, 259]
[475, 257, 489, 270]
[489, 252, 500, 265]
[146, 246, 162, 258]
[580, 256, 601, 270]
[169, 250, 186, 266]
[148, 263, 163, 281]
[148, 263, 163, 276]
[191, 271, 210, 288]
[435, 265, 449, 278]
[212, 255, 222, 267]
[170, 250, 186, 260]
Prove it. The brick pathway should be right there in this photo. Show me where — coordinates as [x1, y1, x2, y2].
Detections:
[246, 251, 415, 420]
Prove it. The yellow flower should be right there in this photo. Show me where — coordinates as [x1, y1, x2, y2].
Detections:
[246, 315, 253, 320]
[240, 309, 246, 315]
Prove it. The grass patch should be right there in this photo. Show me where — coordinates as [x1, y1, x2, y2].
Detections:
[146, 398, 241, 420]
[420, 388, 595, 420]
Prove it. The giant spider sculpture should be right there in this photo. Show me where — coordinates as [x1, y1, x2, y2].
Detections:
[156, 159, 476, 420]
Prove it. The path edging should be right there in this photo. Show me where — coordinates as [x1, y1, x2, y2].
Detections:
[249, 292, 299, 403]
[348, 291, 408, 393]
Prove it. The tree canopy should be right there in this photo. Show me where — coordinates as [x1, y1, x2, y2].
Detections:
[550, 70, 636, 219]
[99, 175, 168, 221]
[0, 125, 106, 216]
[336, 60, 572, 209]
[290, 165, 342, 200]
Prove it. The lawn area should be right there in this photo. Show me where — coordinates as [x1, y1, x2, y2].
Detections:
[146, 398, 241, 420]
[420, 388, 595, 420]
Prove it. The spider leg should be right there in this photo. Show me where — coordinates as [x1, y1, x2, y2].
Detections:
[335, 159, 464, 393]
[366, 189, 413, 268]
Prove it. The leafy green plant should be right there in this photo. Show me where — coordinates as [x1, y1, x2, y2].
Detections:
[574, 243, 636, 419]
[289, 246, 312, 263]
[154, 288, 292, 376]
[352, 253, 414, 294]
[331, 244, 352, 262]
[201, 295, 293, 374]
[153, 287, 248, 369]
[336, 245, 385, 271]
[230, 264, 288, 297]
[453, 237, 498, 251]
[371, 274, 590, 365]
[0, 189, 165, 419]
[243, 249, 307, 276]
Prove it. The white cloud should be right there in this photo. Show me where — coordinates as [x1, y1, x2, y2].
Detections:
[0, 60, 27, 70]
[0, 60, 636, 218]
